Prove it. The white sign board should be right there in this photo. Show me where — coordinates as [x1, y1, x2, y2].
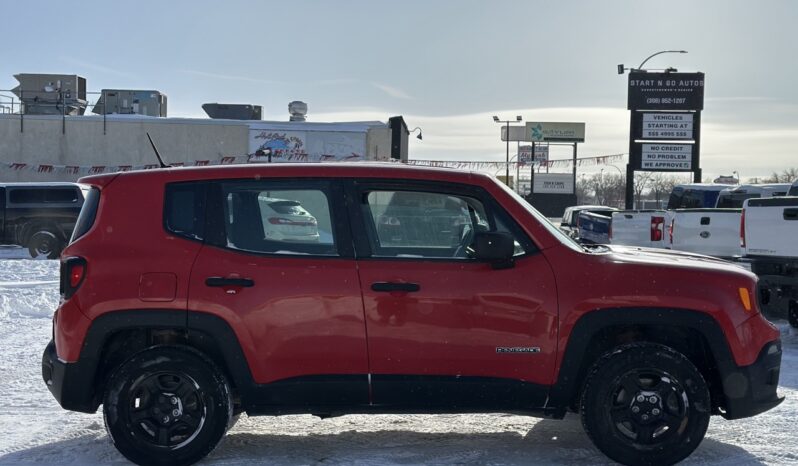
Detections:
[640, 143, 693, 170]
[533, 173, 574, 194]
[500, 126, 528, 142]
[248, 126, 367, 161]
[526, 122, 585, 143]
[641, 113, 694, 139]
[518, 145, 549, 165]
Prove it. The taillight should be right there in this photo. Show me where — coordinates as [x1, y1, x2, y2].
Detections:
[740, 209, 746, 248]
[651, 216, 665, 242]
[669, 219, 675, 244]
[268, 217, 317, 226]
[61, 257, 87, 299]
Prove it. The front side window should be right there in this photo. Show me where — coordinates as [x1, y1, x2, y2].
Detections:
[361, 189, 525, 259]
[220, 181, 337, 256]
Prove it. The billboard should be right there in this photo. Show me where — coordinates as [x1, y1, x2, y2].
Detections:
[533, 173, 574, 194]
[631, 143, 695, 171]
[248, 125, 367, 162]
[518, 145, 549, 165]
[628, 72, 705, 111]
[525, 122, 585, 143]
[500, 126, 528, 142]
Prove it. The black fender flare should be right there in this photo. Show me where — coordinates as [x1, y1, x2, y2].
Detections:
[546, 307, 735, 413]
[65, 310, 255, 412]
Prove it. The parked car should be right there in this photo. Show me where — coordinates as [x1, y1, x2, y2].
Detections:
[0, 182, 85, 258]
[576, 209, 613, 244]
[257, 196, 320, 243]
[43, 164, 782, 466]
[740, 195, 798, 327]
[669, 184, 791, 259]
[559, 205, 617, 239]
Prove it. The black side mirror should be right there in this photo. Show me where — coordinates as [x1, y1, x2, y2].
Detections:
[474, 231, 515, 269]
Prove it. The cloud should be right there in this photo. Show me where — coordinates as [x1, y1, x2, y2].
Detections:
[371, 82, 412, 99]
[311, 106, 798, 178]
[58, 56, 130, 77]
[180, 69, 283, 85]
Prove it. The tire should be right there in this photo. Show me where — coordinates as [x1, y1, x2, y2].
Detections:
[580, 343, 711, 466]
[103, 346, 233, 466]
[27, 230, 63, 259]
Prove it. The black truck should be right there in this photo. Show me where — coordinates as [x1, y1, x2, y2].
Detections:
[0, 183, 85, 258]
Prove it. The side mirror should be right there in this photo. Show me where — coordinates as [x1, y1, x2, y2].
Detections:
[474, 231, 515, 269]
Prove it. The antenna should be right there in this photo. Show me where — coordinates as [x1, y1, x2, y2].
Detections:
[146, 132, 170, 168]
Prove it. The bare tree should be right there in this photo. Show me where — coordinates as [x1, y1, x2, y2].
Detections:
[648, 173, 680, 206]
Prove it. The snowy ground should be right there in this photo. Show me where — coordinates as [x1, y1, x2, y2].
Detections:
[0, 254, 795, 465]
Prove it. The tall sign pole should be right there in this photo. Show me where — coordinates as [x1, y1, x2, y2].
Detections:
[625, 71, 705, 208]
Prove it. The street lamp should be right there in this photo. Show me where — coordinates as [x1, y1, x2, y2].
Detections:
[410, 127, 423, 140]
[493, 115, 523, 187]
[617, 50, 687, 74]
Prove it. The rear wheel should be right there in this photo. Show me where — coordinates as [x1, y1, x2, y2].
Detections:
[580, 343, 711, 466]
[27, 230, 63, 259]
[103, 346, 233, 466]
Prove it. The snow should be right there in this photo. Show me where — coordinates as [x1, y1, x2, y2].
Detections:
[0, 258, 795, 465]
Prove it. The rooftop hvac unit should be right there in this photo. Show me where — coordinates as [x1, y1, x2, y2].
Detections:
[288, 101, 307, 121]
[93, 90, 167, 117]
[202, 103, 262, 120]
[11, 73, 87, 115]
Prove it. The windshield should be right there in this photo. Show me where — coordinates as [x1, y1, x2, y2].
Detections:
[495, 179, 585, 253]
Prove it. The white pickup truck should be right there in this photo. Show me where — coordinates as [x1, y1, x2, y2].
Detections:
[741, 186, 798, 327]
[609, 184, 729, 249]
[610, 183, 792, 258]
[669, 184, 792, 259]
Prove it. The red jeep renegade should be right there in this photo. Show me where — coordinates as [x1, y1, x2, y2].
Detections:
[42, 164, 783, 466]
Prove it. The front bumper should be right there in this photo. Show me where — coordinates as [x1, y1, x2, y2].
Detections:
[719, 340, 784, 420]
[42, 340, 98, 413]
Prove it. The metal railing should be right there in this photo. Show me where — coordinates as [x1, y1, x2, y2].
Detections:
[0, 89, 118, 134]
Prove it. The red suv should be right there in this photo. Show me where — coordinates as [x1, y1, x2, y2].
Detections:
[42, 164, 783, 466]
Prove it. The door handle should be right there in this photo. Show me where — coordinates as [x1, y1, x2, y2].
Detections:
[371, 282, 420, 293]
[205, 277, 255, 287]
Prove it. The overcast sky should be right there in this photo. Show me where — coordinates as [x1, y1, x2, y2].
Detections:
[3, 0, 797, 178]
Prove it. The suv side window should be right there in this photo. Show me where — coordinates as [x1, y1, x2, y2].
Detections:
[219, 180, 337, 256]
[8, 187, 79, 204]
[164, 182, 206, 241]
[360, 189, 528, 259]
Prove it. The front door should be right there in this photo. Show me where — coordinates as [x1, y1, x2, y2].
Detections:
[187, 179, 369, 409]
[348, 181, 559, 410]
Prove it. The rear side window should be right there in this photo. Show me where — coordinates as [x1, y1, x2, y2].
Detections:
[70, 187, 100, 243]
[164, 182, 207, 241]
[218, 180, 337, 256]
[9, 187, 79, 204]
[790, 185, 798, 196]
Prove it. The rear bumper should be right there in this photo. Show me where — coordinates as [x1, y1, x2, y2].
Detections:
[42, 340, 98, 413]
[720, 339, 784, 420]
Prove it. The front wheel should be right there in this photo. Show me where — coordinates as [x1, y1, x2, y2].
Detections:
[580, 342, 711, 466]
[103, 346, 233, 466]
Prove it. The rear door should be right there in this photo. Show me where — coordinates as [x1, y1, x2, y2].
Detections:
[347, 180, 559, 410]
[187, 178, 369, 409]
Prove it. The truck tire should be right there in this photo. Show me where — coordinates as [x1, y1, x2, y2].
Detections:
[580, 342, 711, 466]
[27, 230, 63, 259]
[103, 346, 233, 466]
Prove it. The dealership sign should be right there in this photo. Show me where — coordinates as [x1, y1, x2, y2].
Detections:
[525, 122, 585, 143]
[628, 72, 705, 110]
[518, 145, 549, 165]
[631, 143, 695, 171]
[638, 113, 694, 139]
[533, 173, 574, 194]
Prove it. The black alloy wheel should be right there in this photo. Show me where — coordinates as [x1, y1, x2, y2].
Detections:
[581, 342, 711, 466]
[104, 346, 233, 466]
[28, 230, 62, 259]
